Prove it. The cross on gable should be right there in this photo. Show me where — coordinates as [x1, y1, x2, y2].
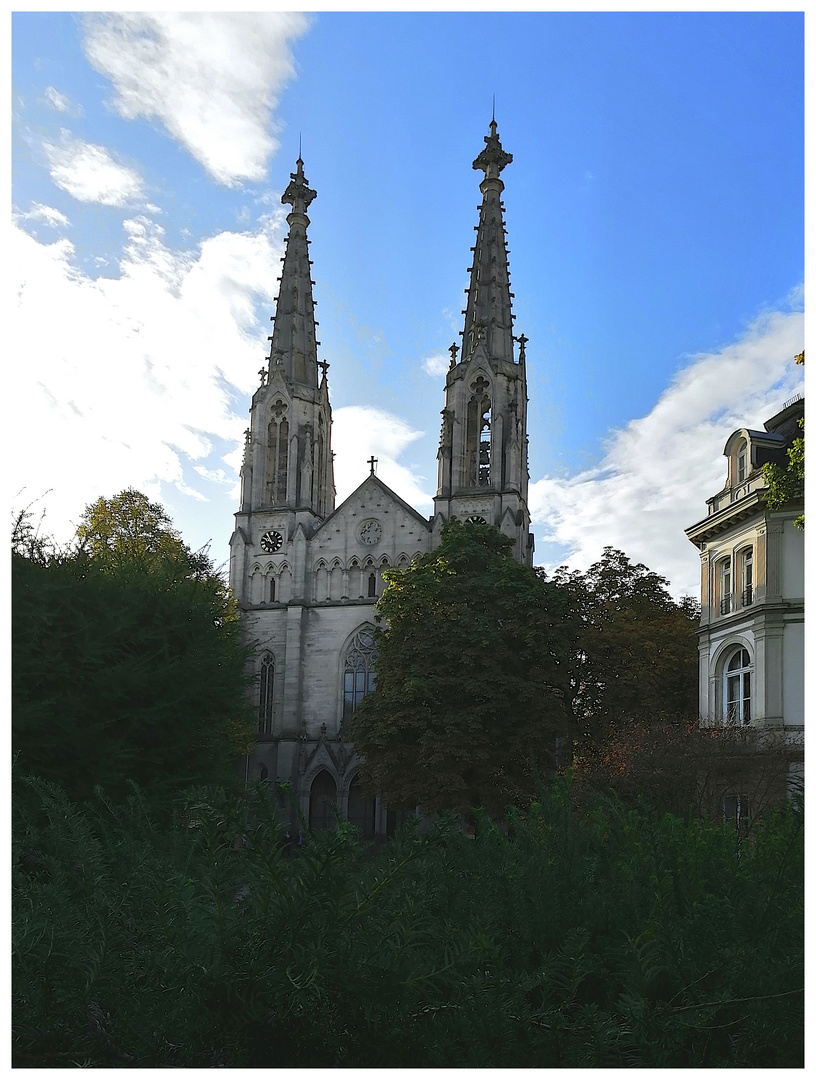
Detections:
[318, 359, 330, 379]
[368, 455, 378, 475]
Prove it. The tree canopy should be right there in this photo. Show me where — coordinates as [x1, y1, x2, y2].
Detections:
[77, 487, 213, 571]
[552, 547, 699, 742]
[12, 491, 255, 804]
[349, 520, 573, 815]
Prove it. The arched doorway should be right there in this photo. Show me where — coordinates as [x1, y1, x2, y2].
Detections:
[309, 770, 337, 831]
[347, 775, 376, 840]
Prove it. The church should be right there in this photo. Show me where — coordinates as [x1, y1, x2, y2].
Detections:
[229, 121, 533, 839]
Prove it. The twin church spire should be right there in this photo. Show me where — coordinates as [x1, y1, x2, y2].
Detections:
[240, 120, 531, 563]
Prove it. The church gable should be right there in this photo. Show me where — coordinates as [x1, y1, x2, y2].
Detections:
[310, 474, 431, 570]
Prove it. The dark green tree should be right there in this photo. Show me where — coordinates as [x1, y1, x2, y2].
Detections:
[12, 491, 255, 803]
[349, 520, 573, 815]
[551, 547, 699, 743]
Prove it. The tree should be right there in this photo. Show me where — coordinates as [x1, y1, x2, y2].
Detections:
[551, 548, 699, 743]
[572, 718, 792, 827]
[77, 487, 213, 572]
[762, 350, 804, 529]
[349, 520, 573, 816]
[12, 490, 255, 803]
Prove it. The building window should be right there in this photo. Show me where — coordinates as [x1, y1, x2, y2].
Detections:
[343, 626, 377, 728]
[740, 547, 753, 607]
[719, 557, 733, 615]
[266, 403, 289, 504]
[724, 647, 751, 725]
[259, 654, 274, 734]
[269, 576, 276, 603]
[466, 378, 492, 487]
[736, 440, 748, 484]
[367, 572, 377, 597]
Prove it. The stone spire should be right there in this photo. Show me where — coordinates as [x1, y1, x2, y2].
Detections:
[433, 120, 532, 566]
[461, 120, 515, 365]
[267, 157, 320, 387]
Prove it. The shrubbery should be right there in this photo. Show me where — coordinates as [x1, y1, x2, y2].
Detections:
[13, 773, 803, 1067]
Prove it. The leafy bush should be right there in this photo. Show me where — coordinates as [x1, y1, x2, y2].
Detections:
[12, 773, 803, 1067]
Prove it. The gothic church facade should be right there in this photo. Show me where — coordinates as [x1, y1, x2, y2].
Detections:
[229, 123, 533, 838]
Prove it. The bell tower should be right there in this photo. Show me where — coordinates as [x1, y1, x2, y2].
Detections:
[433, 121, 533, 564]
[230, 156, 335, 602]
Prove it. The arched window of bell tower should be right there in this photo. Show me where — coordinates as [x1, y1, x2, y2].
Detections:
[266, 399, 289, 504]
[466, 377, 492, 488]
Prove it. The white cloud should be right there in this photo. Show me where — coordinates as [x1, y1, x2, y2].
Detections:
[332, 406, 431, 512]
[42, 86, 81, 115]
[530, 297, 805, 597]
[11, 211, 288, 545]
[422, 352, 450, 377]
[80, 12, 311, 186]
[15, 202, 70, 228]
[42, 133, 144, 206]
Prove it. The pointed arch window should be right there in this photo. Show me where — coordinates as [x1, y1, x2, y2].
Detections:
[268, 576, 276, 603]
[343, 626, 377, 728]
[259, 654, 274, 734]
[266, 400, 289, 504]
[724, 647, 751, 725]
[367, 572, 377, 597]
[466, 378, 492, 487]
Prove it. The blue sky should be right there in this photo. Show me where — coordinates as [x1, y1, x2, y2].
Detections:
[12, 12, 804, 596]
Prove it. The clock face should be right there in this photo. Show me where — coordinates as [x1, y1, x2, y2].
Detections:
[466, 515, 487, 525]
[260, 530, 283, 553]
[358, 519, 383, 546]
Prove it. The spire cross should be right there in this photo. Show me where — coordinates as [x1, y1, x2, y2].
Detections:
[318, 359, 330, 379]
[514, 333, 528, 361]
[448, 341, 459, 367]
[368, 455, 378, 475]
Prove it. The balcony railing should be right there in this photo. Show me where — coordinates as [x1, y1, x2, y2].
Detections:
[719, 595, 733, 615]
[741, 585, 753, 607]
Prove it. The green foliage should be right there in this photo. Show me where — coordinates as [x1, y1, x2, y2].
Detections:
[763, 417, 804, 529]
[12, 773, 803, 1067]
[12, 491, 255, 804]
[76, 487, 209, 571]
[349, 520, 573, 814]
[552, 547, 699, 741]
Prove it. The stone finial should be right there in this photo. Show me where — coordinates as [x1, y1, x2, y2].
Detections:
[282, 157, 316, 216]
[473, 119, 513, 180]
